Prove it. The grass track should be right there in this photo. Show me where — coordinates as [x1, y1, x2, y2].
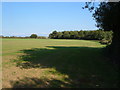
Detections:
[2, 39, 118, 88]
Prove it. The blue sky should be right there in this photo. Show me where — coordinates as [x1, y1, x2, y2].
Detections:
[2, 2, 99, 37]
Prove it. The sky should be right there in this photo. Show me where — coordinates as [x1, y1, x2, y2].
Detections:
[2, 2, 99, 37]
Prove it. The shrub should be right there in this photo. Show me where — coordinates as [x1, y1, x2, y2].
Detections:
[30, 34, 37, 38]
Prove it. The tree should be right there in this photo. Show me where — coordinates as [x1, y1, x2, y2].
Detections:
[72, 31, 79, 39]
[78, 31, 84, 39]
[84, 1, 120, 64]
[63, 31, 70, 39]
[49, 30, 112, 41]
[57, 32, 63, 39]
[30, 34, 38, 38]
[49, 31, 59, 39]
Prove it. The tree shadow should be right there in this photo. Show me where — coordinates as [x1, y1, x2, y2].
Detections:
[11, 46, 119, 88]
[10, 77, 72, 88]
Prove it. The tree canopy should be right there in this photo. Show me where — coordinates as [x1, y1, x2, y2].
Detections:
[30, 34, 38, 38]
[84, 1, 120, 64]
[49, 30, 113, 44]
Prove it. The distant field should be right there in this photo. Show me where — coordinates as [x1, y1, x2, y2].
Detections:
[2, 39, 118, 88]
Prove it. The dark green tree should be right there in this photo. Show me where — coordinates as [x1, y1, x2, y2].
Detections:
[73, 31, 79, 39]
[85, 1, 120, 63]
[30, 34, 38, 38]
[63, 31, 70, 39]
[78, 31, 84, 39]
[49, 31, 58, 39]
[57, 32, 63, 39]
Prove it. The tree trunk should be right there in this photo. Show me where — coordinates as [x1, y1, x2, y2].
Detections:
[110, 27, 120, 64]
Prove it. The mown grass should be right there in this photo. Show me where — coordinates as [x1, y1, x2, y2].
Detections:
[2, 39, 119, 88]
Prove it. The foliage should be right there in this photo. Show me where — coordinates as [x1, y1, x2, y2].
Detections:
[84, 2, 120, 64]
[49, 30, 113, 44]
[93, 2, 120, 31]
[30, 34, 38, 38]
[93, 2, 120, 64]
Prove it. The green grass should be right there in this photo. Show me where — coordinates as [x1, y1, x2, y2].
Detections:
[2, 39, 118, 88]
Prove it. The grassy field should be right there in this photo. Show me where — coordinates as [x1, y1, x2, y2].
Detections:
[2, 39, 118, 88]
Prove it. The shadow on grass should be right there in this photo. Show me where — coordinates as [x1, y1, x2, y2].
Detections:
[10, 77, 72, 88]
[11, 46, 119, 88]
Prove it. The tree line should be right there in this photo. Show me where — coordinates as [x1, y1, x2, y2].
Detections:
[1, 34, 47, 39]
[49, 30, 113, 44]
